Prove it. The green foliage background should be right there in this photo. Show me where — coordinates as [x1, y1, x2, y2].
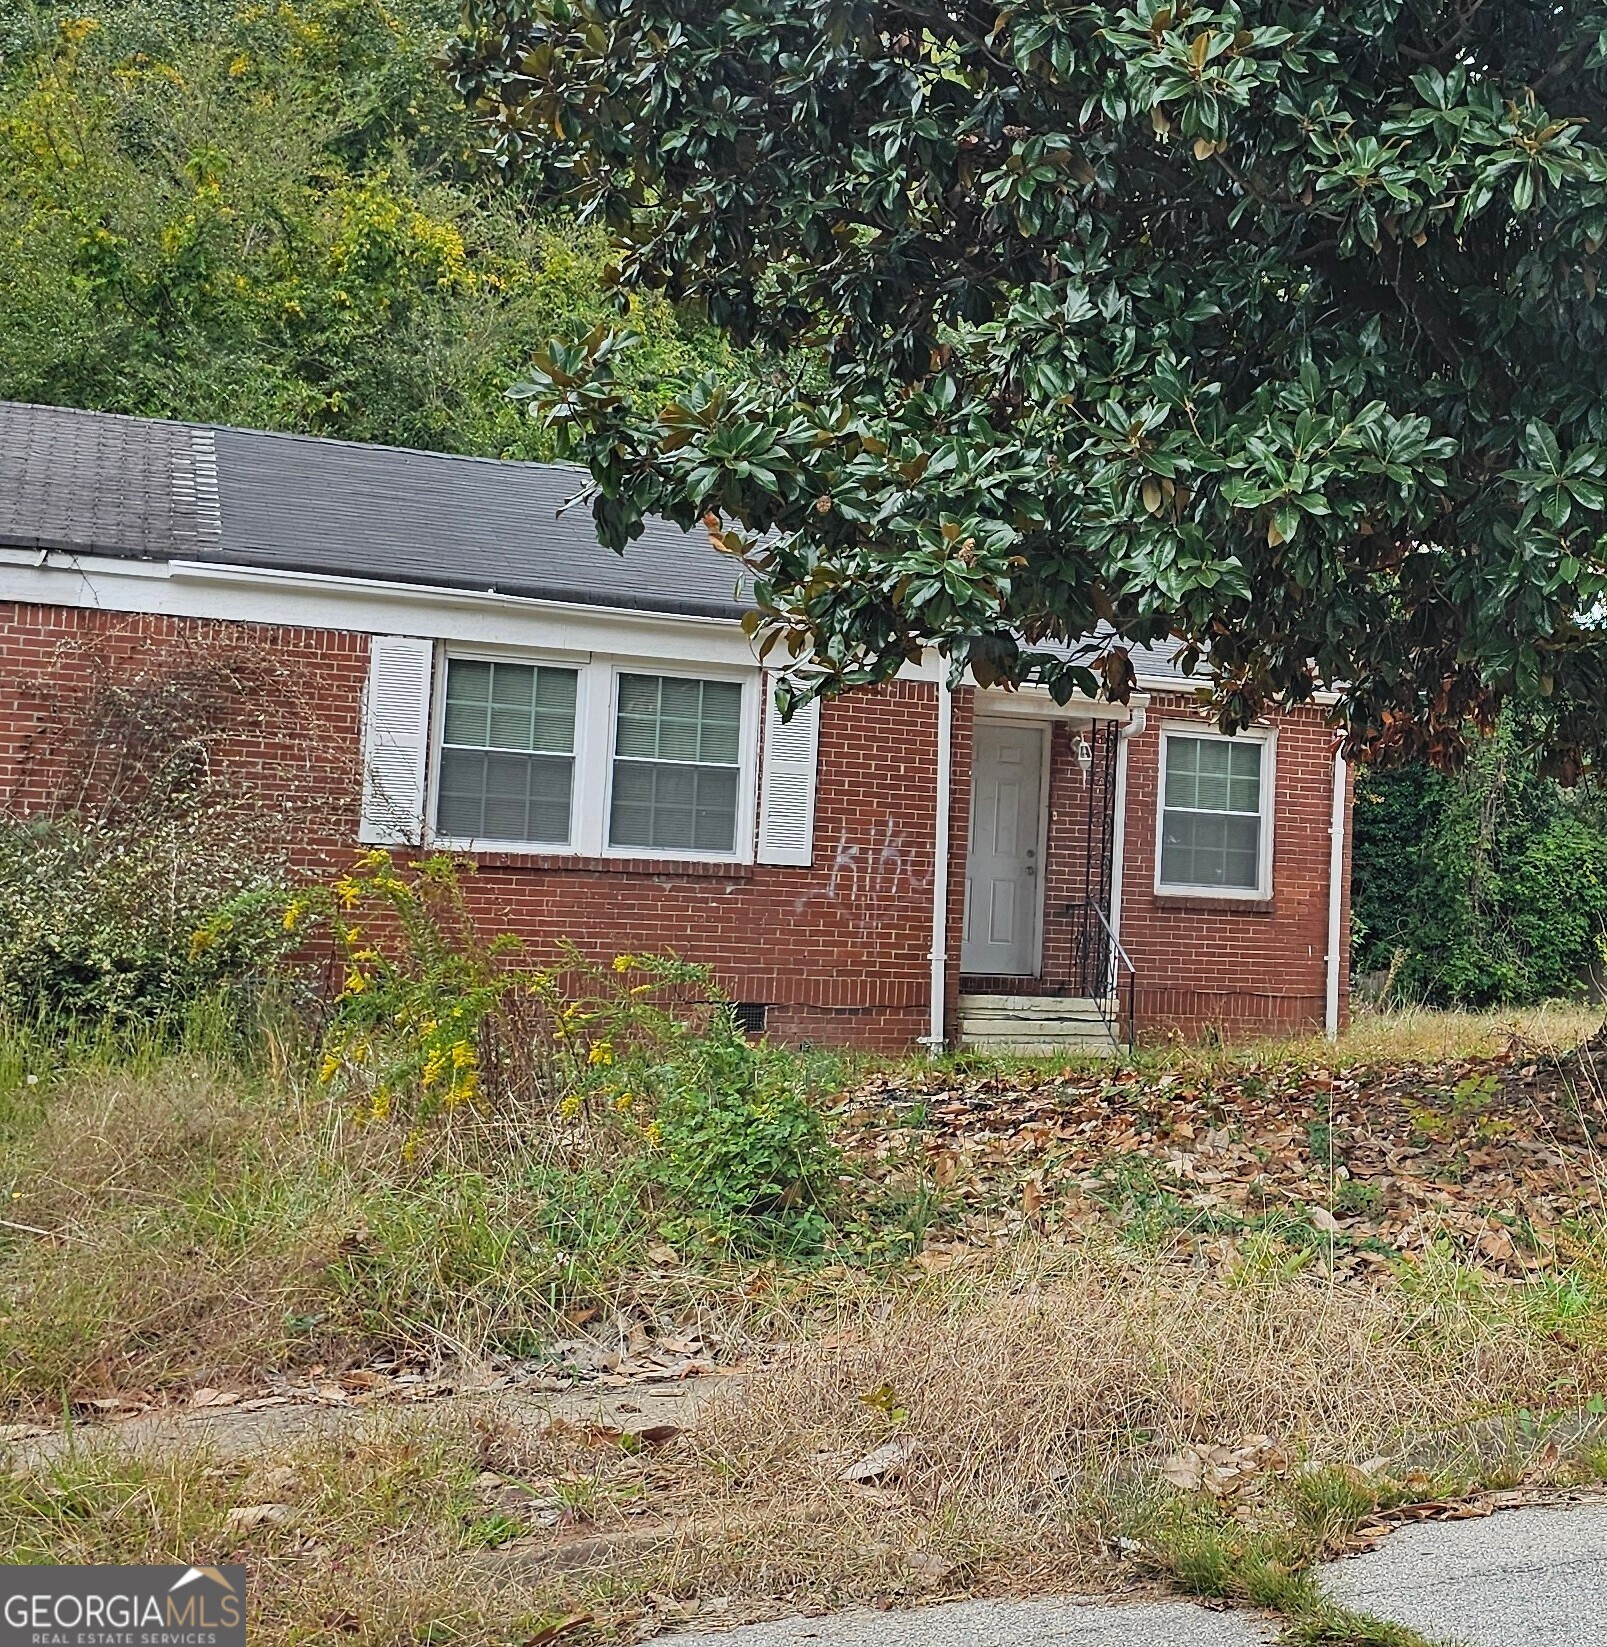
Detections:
[1352, 717, 1607, 1006]
[0, 0, 729, 452]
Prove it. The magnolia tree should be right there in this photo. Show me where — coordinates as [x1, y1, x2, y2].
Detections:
[445, 2, 1607, 769]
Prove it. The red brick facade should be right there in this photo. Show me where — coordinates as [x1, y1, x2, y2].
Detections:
[0, 599, 1350, 1047]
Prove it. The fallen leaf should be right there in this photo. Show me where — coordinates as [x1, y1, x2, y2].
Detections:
[839, 1438, 915, 1484]
[224, 1503, 292, 1532]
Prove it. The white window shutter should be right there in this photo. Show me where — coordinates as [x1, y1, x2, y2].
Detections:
[358, 635, 434, 845]
[757, 675, 820, 866]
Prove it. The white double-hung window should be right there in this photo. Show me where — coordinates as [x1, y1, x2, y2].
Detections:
[1156, 728, 1273, 897]
[609, 673, 744, 854]
[436, 659, 579, 845]
[360, 633, 811, 863]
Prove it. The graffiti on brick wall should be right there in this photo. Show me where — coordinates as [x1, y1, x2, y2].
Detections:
[800, 818, 930, 925]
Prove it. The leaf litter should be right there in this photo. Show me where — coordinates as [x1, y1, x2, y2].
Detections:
[838, 1043, 1607, 1279]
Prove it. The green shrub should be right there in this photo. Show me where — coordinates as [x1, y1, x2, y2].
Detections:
[648, 1017, 841, 1254]
[0, 814, 292, 1023]
[1352, 711, 1607, 1006]
[300, 851, 844, 1252]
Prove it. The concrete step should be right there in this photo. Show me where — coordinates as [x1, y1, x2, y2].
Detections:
[957, 993, 1121, 1055]
[959, 1036, 1120, 1056]
[954, 1007, 1106, 1034]
[958, 993, 1108, 1019]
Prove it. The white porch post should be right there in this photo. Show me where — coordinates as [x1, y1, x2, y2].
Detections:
[923, 676, 955, 1054]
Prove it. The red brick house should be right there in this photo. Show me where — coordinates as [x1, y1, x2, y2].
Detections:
[0, 402, 1353, 1050]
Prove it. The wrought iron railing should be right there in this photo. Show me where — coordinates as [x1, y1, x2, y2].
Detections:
[1062, 897, 1137, 1053]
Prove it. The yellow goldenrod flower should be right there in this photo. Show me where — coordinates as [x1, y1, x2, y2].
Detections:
[559, 1092, 583, 1120]
[613, 953, 636, 973]
[335, 876, 362, 909]
[421, 1049, 447, 1088]
[401, 1127, 422, 1164]
[370, 1087, 392, 1121]
[587, 1041, 614, 1067]
[282, 899, 304, 932]
[318, 1053, 341, 1083]
[643, 1120, 663, 1145]
[342, 969, 367, 995]
[615, 1091, 634, 1111]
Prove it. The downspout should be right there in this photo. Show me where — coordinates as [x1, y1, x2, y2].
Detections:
[1106, 706, 1147, 954]
[922, 676, 954, 1054]
[1325, 743, 1349, 1040]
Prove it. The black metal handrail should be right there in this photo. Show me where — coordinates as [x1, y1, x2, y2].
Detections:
[1089, 903, 1137, 1054]
[1060, 897, 1137, 1053]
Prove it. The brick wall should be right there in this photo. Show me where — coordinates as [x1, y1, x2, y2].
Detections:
[0, 601, 948, 1052]
[1116, 694, 1351, 1040]
[0, 600, 1351, 1048]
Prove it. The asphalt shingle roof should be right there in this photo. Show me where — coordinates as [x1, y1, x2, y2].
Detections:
[0, 401, 748, 620]
[0, 401, 1198, 684]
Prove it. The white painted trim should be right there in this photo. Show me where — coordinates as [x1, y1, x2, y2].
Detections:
[1153, 722, 1278, 901]
[0, 549, 763, 668]
[973, 684, 1144, 722]
[425, 648, 588, 856]
[1325, 745, 1348, 1039]
[921, 680, 954, 1053]
[598, 663, 760, 865]
[1107, 707, 1146, 959]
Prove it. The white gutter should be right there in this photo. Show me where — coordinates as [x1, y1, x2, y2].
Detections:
[1324, 745, 1349, 1039]
[1106, 706, 1147, 959]
[921, 678, 955, 1054]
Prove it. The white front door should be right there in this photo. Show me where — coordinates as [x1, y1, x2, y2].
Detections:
[962, 721, 1045, 975]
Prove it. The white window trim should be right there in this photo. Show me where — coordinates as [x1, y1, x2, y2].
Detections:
[600, 660, 759, 865]
[1153, 723, 1277, 901]
[425, 647, 759, 864]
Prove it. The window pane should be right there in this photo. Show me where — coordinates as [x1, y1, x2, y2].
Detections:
[692, 766, 740, 850]
[442, 659, 491, 746]
[1160, 810, 1260, 890]
[698, 681, 743, 763]
[487, 666, 534, 749]
[444, 659, 577, 755]
[435, 747, 573, 844]
[615, 674, 662, 758]
[532, 668, 578, 754]
[610, 761, 739, 852]
[608, 674, 743, 853]
[1164, 736, 1260, 814]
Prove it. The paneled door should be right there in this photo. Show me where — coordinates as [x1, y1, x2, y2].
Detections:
[962, 720, 1046, 975]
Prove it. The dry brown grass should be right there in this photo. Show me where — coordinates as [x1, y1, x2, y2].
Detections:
[1305, 1001, 1602, 1066]
[9, 1243, 1607, 1644]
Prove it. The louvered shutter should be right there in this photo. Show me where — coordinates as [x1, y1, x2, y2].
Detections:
[358, 635, 434, 845]
[756, 675, 820, 866]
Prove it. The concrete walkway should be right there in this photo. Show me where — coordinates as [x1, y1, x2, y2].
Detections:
[653, 1599, 1274, 1647]
[651, 1506, 1607, 1647]
[1326, 1502, 1607, 1647]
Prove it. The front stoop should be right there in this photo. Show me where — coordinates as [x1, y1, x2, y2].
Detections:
[957, 992, 1121, 1054]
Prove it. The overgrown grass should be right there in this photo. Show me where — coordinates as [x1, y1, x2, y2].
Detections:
[8, 1243, 1607, 1643]
[0, 1013, 882, 1409]
[942, 999, 1605, 1082]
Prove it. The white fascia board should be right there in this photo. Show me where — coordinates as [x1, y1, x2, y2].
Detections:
[1133, 672, 1343, 707]
[0, 549, 761, 669]
[972, 683, 1147, 722]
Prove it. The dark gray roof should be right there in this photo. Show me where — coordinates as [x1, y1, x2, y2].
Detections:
[0, 402, 1199, 682]
[0, 401, 748, 620]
